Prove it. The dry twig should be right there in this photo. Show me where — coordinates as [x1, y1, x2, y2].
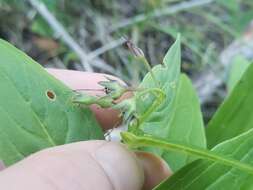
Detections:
[28, 0, 95, 71]
[28, 0, 119, 74]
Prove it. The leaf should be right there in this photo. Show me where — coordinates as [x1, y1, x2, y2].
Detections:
[232, 10, 253, 33]
[121, 132, 253, 176]
[152, 127, 253, 190]
[161, 74, 206, 171]
[0, 39, 103, 166]
[206, 63, 253, 149]
[216, 0, 239, 13]
[134, 35, 206, 171]
[227, 55, 250, 93]
[136, 35, 181, 114]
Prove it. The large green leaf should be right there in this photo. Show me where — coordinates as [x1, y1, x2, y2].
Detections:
[0, 39, 103, 166]
[207, 63, 253, 149]
[152, 127, 253, 190]
[161, 74, 206, 171]
[227, 55, 250, 93]
[135, 36, 206, 171]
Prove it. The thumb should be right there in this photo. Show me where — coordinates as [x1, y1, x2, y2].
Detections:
[0, 141, 144, 190]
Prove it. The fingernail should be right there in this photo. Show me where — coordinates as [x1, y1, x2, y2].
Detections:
[135, 151, 172, 190]
[94, 142, 144, 190]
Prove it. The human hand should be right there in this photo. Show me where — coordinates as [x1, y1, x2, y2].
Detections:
[0, 69, 171, 190]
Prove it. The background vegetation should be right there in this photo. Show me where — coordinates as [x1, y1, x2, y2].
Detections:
[0, 0, 252, 121]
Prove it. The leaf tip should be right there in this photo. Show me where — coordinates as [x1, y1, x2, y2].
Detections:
[163, 33, 181, 66]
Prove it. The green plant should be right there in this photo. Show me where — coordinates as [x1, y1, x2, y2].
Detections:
[0, 39, 103, 166]
[1, 34, 253, 189]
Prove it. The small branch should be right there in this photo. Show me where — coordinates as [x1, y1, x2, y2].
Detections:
[110, 0, 214, 32]
[28, 0, 117, 73]
[87, 37, 126, 61]
[28, 0, 94, 71]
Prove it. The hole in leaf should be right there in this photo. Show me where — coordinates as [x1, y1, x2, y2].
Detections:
[46, 90, 56, 101]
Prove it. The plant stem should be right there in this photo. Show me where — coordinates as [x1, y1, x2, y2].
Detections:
[121, 132, 253, 175]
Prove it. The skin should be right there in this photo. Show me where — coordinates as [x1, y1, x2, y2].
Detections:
[0, 69, 172, 190]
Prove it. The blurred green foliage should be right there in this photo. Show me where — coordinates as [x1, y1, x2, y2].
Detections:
[0, 0, 253, 122]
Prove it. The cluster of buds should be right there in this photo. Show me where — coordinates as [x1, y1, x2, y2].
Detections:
[98, 77, 127, 99]
[72, 36, 164, 135]
[72, 76, 137, 123]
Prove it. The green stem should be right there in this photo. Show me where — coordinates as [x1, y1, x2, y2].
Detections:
[121, 132, 253, 175]
[139, 57, 160, 88]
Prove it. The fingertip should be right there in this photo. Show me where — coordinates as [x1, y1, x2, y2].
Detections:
[93, 142, 144, 190]
[135, 152, 172, 190]
[46, 69, 125, 130]
[47, 69, 124, 94]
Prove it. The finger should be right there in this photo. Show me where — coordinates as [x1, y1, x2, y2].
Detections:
[46, 69, 126, 131]
[135, 152, 172, 190]
[0, 141, 144, 190]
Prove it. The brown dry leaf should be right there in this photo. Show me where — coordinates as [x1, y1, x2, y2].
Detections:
[32, 36, 59, 56]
